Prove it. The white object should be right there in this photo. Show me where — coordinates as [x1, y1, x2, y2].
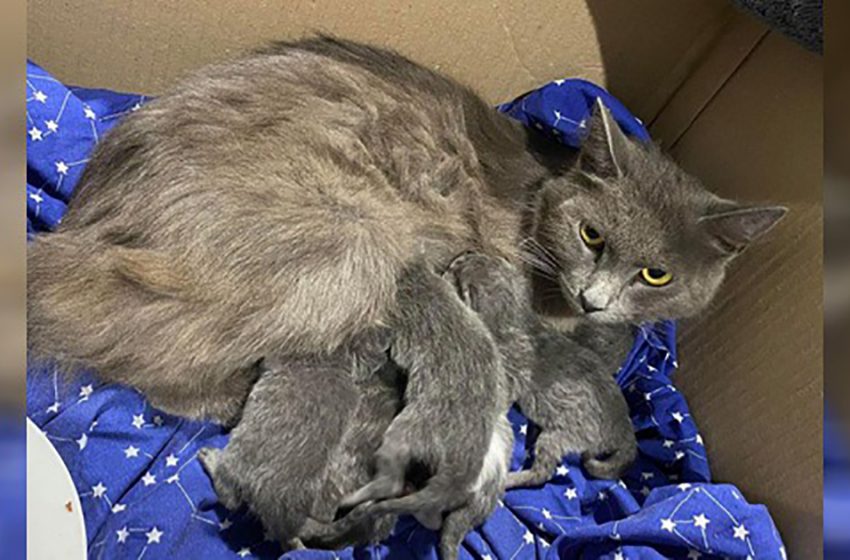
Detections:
[26, 417, 87, 560]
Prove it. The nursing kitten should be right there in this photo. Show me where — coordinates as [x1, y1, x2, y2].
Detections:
[447, 252, 636, 486]
[27, 36, 785, 523]
[199, 331, 403, 549]
[322, 253, 634, 560]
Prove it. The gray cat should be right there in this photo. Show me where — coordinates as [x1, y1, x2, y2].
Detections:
[27, 37, 785, 525]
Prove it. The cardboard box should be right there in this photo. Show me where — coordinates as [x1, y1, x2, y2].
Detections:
[27, 1, 822, 557]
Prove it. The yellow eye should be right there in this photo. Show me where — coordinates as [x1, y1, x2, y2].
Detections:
[640, 268, 673, 287]
[580, 224, 604, 249]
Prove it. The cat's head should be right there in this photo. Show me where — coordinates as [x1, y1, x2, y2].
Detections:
[530, 100, 786, 324]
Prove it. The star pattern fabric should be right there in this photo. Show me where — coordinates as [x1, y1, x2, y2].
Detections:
[26, 60, 786, 559]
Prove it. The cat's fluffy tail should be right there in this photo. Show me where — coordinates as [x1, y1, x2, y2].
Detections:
[27, 231, 197, 377]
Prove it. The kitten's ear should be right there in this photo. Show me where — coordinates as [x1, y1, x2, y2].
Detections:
[700, 204, 787, 253]
[578, 98, 631, 178]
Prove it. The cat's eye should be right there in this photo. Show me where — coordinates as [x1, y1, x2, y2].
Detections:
[640, 267, 673, 287]
[579, 224, 604, 249]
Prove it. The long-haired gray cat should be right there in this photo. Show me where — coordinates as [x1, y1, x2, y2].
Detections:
[27, 37, 785, 529]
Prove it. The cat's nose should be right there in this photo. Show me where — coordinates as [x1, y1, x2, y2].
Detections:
[578, 292, 603, 314]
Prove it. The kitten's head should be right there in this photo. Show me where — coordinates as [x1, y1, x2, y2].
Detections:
[530, 100, 786, 324]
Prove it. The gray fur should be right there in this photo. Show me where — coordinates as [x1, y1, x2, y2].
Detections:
[529, 99, 786, 326]
[199, 331, 401, 549]
[445, 253, 636, 485]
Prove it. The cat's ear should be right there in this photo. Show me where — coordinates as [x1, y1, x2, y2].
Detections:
[700, 204, 787, 253]
[578, 98, 631, 178]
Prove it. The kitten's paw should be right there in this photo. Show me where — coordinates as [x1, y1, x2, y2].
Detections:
[444, 252, 525, 322]
[505, 471, 549, 489]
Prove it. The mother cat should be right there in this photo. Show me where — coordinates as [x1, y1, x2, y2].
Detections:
[28, 37, 784, 514]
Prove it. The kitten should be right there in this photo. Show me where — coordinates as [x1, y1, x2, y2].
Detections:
[446, 252, 637, 486]
[324, 253, 634, 560]
[199, 330, 402, 549]
[27, 36, 785, 524]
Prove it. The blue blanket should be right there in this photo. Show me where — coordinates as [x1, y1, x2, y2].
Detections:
[26, 61, 786, 559]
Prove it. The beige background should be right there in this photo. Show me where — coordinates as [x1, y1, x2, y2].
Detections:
[27, 1, 822, 557]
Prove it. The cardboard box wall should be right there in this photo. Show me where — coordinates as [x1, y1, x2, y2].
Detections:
[27, 1, 823, 557]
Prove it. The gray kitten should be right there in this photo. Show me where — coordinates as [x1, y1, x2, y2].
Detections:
[320, 253, 634, 559]
[198, 331, 403, 550]
[27, 37, 785, 524]
[446, 252, 636, 486]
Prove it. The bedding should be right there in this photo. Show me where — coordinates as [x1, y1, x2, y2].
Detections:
[26, 60, 786, 559]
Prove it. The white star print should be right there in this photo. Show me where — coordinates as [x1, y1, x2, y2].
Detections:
[482, 555, 492, 560]
[687, 550, 702, 560]
[640, 486, 651, 497]
[675, 451, 686, 460]
[112, 503, 126, 513]
[237, 547, 251, 557]
[614, 552, 625, 560]
[124, 445, 139, 458]
[167, 474, 179, 484]
[693, 513, 710, 529]
[28, 127, 43, 141]
[153, 415, 164, 426]
[165, 454, 179, 467]
[661, 518, 676, 533]
[142, 472, 157, 486]
[92, 482, 107, 498]
[45, 120, 58, 133]
[671, 411, 685, 423]
[146, 526, 163, 544]
[663, 440, 674, 448]
[76, 433, 88, 450]
[553, 79, 565, 85]
[46, 401, 60, 413]
[564, 487, 578, 500]
[696, 434, 704, 446]
[116, 526, 129, 544]
[678, 483, 692, 491]
[33, 90, 47, 103]
[733, 524, 749, 540]
[131, 103, 142, 112]
[523, 531, 534, 545]
[219, 518, 232, 531]
[598, 491, 607, 501]
[79, 384, 93, 399]
[641, 472, 654, 480]
[132, 414, 145, 429]
[90, 420, 99, 431]
[519, 424, 527, 435]
[84, 106, 96, 119]
[542, 508, 552, 520]
[644, 393, 652, 401]
[555, 465, 569, 476]
[29, 192, 44, 204]
[55, 161, 69, 175]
